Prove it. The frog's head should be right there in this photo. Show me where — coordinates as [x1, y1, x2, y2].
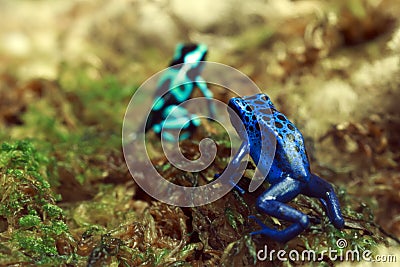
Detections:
[170, 43, 208, 67]
[228, 96, 254, 139]
[228, 94, 275, 139]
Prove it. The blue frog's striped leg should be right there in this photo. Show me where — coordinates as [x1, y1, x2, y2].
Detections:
[250, 173, 344, 243]
[250, 176, 309, 243]
[153, 105, 201, 142]
[215, 140, 250, 194]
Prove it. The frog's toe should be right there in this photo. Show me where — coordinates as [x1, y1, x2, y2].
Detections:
[308, 216, 321, 225]
[250, 228, 276, 237]
[249, 220, 307, 243]
[232, 182, 245, 195]
[333, 216, 345, 229]
[249, 215, 269, 228]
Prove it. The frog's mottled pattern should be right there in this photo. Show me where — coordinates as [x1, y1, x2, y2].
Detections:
[143, 43, 215, 142]
[222, 93, 344, 243]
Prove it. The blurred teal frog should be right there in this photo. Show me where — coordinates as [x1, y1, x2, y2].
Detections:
[143, 43, 215, 142]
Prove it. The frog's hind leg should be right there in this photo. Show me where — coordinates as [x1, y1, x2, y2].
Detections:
[251, 177, 309, 243]
[157, 105, 201, 142]
[302, 174, 345, 229]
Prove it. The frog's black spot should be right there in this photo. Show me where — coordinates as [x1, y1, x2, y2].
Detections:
[287, 124, 295, 131]
[245, 105, 252, 112]
[248, 125, 254, 132]
[278, 133, 283, 139]
[255, 122, 260, 131]
[244, 116, 250, 122]
[275, 121, 283, 129]
[277, 114, 286, 122]
[252, 115, 256, 121]
[295, 146, 300, 152]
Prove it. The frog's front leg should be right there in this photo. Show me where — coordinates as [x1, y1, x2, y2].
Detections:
[196, 77, 216, 119]
[215, 140, 250, 194]
[251, 176, 309, 243]
[154, 105, 201, 142]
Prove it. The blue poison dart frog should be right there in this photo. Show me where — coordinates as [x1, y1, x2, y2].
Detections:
[218, 93, 344, 243]
[143, 43, 216, 142]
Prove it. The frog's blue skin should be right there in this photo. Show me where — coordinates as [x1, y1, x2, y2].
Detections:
[144, 43, 215, 142]
[219, 93, 344, 243]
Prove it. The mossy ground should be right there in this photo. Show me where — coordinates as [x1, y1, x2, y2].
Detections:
[1, 0, 400, 266]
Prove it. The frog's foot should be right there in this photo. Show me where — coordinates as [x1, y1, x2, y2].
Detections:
[249, 215, 308, 243]
[155, 105, 200, 142]
[250, 201, 310, 243]
[158, 129, 192, 142]
[249, 215, 277, 237]
[252, 177, 310, 243]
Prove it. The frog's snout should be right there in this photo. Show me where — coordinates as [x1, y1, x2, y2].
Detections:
[228, 98, 242, 116]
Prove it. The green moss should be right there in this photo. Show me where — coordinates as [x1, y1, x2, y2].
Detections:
[18, 214, 41, 228]
[0, 140, 76, 265]
[0, 140, 53, 217]
[43, 203, 64, 219]
[14, 233, 58, 258]
[60, 71, 136, 132]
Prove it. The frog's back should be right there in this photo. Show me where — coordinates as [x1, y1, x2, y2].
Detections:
[269, 110, 311, 182]
[243, 94, 311, 182]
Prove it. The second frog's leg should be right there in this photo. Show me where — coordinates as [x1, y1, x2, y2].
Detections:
[251, 177, 309, 243]
[154, 105, 201, 142]
[196, 76, 216, 119]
